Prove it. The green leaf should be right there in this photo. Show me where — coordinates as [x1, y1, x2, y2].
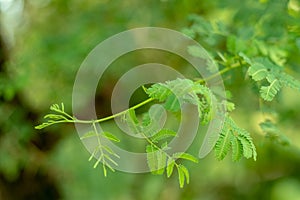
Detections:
[172, 152, 198, 163]
[238, 135, 253, 159]
[177, 164, 185, 188]
[193, 83, 214, 124]
[225, 101, 235, 112]
[102, 164, 107, 177]
[248, 63, 268, 81]
[247, 58, 300, 101]
[238, 130, 257, 161]
[44, 114, 67, 120]
[103, 132, 120, 142]
[93, 157, 101, 168]
[166, 158, 175, 178]
[179, 165, 190, 184]
[260, 79, 282, 101]
[280, 73, 300, 91]
[215, 126, 232, 161]
[230, 136, 243, 161]
[80, 131, 97, 140]
[151, 129, 177, 142]
[214, 116, 257, 161]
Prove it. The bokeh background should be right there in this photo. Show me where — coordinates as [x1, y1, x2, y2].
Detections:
[1, 0, 300, 199]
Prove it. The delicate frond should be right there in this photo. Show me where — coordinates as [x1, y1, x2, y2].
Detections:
[214, 126, 232, 161]
[248, 58, 300, 101]
[214, 116, 257, 161]
[35, 103, 74, 129]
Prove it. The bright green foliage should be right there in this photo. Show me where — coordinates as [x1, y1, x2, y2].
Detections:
[81, 123, 120, 177]
[246, 57, 300, 101]
[177, 164, 189, 188]
[36, 77, 257, 187]
[146, 78, 216, 124]
[185, 11, 300, 103]
[4, 0, 300, 197]
[215, 116, 257, 161]
[123, 107, 197, 188]
[172, 152, 198, 163]
[35, 103, 75, 129]
[34, 5, 300, 186]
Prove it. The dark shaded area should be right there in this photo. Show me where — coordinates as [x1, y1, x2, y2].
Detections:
[0, 32, 61, 200]
[0, 170, 60, 200]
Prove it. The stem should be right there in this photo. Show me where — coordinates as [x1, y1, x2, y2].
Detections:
[195, 61, 244, 84]
[94, 97, 154, 123]
[50, 62, 245, 125]
[72, 97, 155, 124]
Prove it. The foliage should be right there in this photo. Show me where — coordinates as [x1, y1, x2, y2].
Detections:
[34, 0, 300, 189]
[1, 0, 299, 197]
[36, 77, 257, 187]
[215, 115, 257, 161]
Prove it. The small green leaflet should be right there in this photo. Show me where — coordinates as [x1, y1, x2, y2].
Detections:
[172, 152, 198, 163]
[260, 80, 282, 101]
[177, 164, 190, 188]
[247, 63, 268, 81]
[80, 131, 97, 140]
[80, 131, 120, 142]
[103, 132, 120, 142]
[231, 136, 243, 161]
[215, 126, 232, 161]
[166, 158, 175, 178]
[151, 129, 177, 143]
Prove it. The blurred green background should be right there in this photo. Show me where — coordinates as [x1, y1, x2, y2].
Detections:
[1, 0, 300, 199]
